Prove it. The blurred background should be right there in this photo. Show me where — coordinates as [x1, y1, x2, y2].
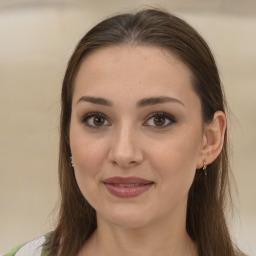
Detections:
[0, 0, 255, 254]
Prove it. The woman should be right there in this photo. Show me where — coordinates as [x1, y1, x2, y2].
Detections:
[4, 8, 247, 256]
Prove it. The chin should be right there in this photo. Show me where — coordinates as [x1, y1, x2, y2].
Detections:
[97, 206, 154, 229]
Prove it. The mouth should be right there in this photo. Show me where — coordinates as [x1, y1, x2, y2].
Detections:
[103, 176, 154, 198]
[111, 183, 148, 187]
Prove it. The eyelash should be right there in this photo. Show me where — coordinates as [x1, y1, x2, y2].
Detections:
[81, 111, 176, 129]
[81, 112, 110, 129]
[144, 112, 176, 128]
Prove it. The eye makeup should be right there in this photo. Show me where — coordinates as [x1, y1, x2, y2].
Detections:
[143, 111, 176, 128]
[80, 112, 110, 129]
[80, 110, 177, 129]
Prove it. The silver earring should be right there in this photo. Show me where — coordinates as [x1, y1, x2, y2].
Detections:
[203, 160, 207, 176]
[70, 156, 74, 167]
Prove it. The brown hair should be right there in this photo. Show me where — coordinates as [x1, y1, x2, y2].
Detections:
[47, 8, 246, 256]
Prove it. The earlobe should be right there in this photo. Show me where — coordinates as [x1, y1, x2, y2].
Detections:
[197, 111, 226, 169]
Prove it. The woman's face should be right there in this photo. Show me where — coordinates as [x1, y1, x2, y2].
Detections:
[70, 46, 205, 228]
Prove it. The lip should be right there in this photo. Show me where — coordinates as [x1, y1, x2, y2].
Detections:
[103, 176, 154, 198]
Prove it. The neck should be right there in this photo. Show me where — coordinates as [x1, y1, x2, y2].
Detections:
[80, 210, 197, 256]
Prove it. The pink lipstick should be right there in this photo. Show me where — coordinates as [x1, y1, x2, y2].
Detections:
[103, 176, 154, 198]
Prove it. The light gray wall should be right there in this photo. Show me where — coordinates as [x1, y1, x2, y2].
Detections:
[0, 1, 255, 254]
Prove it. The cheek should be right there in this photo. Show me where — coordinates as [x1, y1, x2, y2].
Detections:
[72, 139, 105, 173]
[69, 125, 108, 197]
[149, 130, 202, 195]
[71, 140, 106, 207]
[70, 121, 108, 169]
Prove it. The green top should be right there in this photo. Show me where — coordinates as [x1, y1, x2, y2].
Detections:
[3, 232, 51, 256]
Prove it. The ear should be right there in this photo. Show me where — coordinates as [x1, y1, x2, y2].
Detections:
[196, 111, 226, 169]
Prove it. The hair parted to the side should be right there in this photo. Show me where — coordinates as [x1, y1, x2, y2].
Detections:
[46, 8, 247, 256]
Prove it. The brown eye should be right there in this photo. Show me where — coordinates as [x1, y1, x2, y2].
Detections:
[153, 116, 166, 126]
[93, 116, 105, 126]
[144, 112, 176, 128]
[82, 112, 111, 128]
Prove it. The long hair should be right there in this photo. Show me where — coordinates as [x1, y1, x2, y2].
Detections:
[47, 8, 246, 256]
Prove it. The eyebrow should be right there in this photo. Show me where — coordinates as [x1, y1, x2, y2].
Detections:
[77, 96, 185, 107]
[137, 96, 185, 107]
[77, 96, 113, 106]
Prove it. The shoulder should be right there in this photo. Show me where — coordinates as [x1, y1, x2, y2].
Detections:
[3, 232, 52, 256]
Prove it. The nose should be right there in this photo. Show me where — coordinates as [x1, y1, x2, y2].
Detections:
[107, 125, 144, 169]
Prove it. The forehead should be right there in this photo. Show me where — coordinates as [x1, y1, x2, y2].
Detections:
[73, 45, 198, 106]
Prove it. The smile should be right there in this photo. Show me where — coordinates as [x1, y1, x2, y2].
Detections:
[113, 183, 144, 187]
[103, 176, 154, 198]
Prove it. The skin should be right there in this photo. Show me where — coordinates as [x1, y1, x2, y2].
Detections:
[69, 46, 226, 256]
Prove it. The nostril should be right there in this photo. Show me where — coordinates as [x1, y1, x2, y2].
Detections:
[111, 161, 118, 166]
[107, 140, 144, 168]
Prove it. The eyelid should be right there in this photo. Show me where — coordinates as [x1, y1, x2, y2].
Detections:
[80, 111, 176, 129]
[143, 111, 176, 128]
[81, 112, 111, 128]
